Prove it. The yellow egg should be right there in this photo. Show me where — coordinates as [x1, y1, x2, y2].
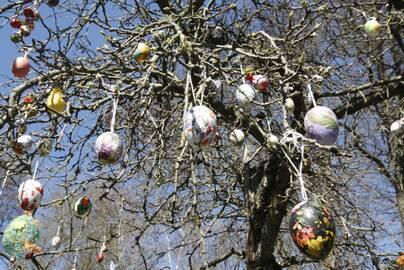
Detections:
[46, 87, 66, 113]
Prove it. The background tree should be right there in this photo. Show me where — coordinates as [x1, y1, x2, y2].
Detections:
[0, 0, 403, 269]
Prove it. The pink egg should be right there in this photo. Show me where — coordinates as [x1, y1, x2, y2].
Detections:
[12, 56, 30, 78]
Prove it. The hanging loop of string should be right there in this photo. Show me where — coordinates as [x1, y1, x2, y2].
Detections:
[307, 83, 317, 107]
[298, 145, 308, 201]
[110, 98, 118, 133]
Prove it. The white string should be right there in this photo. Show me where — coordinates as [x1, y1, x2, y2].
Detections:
[110, 98, 118, 133]
[239, 63, 245, 84]
[32, 160, 39, 181]
[307, 84, 317, 107]
[187, 72, 197, 105]
[0, 170, 9, 197]
[298, 145, 308, 201]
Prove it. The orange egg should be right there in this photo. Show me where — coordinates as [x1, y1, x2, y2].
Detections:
[12, 56, 30, 78]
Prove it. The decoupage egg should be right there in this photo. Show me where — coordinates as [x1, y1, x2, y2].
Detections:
[304, 106, 339, 145]
[235, 84, 256, 108]
[391, 119, 404, 137]
[285, 98, 295, 113]
[17, 135, 33, 151]
[289, 201, 336, 260]
[46, 87, 66, 113]
[2, 215, 40, 259]
[18, 179, 44, 211]
[229, 129, 245, 146]
[364, 18, 381, 37]
[95, 132, 123, 164]
[74, 196, 92, 218]
[183, 105, 217, 148]
[134, 43, 150, 64]
[251, 75, 269, 92]
[12, 56, 30, 78]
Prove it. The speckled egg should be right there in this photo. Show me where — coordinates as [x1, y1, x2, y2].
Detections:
[235, 84, 256, 108]
[183, 105, 217, 148]
[289, 201, 336, 260]
[18, 179, 43, 211]
[2, 215, 40, 259]
[95, 132, 123, 164]
[304, 106, 339, 145]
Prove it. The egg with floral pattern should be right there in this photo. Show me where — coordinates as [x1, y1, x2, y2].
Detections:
[18, 179, 44, 211]
[304, 106, 339, 145]
[183, 105, 217, 148]
[95, 132, 123, 164]
[289, 201, 336, 260]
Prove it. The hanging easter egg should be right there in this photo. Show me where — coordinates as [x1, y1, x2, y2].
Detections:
[18, 179, 43, 211]
[391, 119, 404, 137]
[10, 32, 22, 43]
[235, 84, 256, 108]
[10, 17, 23, 29]
[397, 253, 404, 267]
[22, 94, 38, 118]
[229, 129, 245, 146]
[364, 18, 381, 37]
[47, 87, 66, 113]
[251, 75, 269, 92]
[134, 43, 150, 64]
[304, 106, 339, 145]
[12, 56, 30, 78]
[47, 0, 59, 7]
[95, 131, 123, 164]
[285, 98, 295, 113]
[2, 215, 40, 259]
[19, 25, 31, 37]
[51, 236, 61, 247]
[17, 134, 33, 151]
[74, 196, 92, 218]
[183, 105, 217, 148]
[289, 201, 336, 260]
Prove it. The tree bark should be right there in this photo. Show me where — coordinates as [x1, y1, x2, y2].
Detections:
[244, 153, 291, 270]
[390, 135, 404, 236]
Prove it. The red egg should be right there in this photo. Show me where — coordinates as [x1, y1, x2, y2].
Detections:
[10, 17, 22, 28]
[12, 56, 30, 78]
[96, 253, 104, 263]
[23, 8, 38, 20]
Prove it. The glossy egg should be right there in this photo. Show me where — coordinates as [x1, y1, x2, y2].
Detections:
[95, 132, 123, 164]
[46, 87, 66, 113]
[289, 201, 336, 260]
[18, 179, 44, 211]
[364, 18, 381, 37]
[304, 106, 339, 145]
[74, 196, 92, 218]
[183, 105, 217, 148]
[12, 56, 30, 78]
[134, 43, 150, 64]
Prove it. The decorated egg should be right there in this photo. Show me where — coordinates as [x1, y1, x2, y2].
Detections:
[285, 98, 295, 113]
[364, 18, 381, 37]
[18, 179, 43, 211]
[74, 196, 92, 218]
[304, 106, 339, 145]
[251, 75, 269, 92]
[235, 84, 256, 108]
[2, 215, 40, 259]
[397, 254, 404, 267]
[12, 56, 30, 78]
[391, 119, 404, 137]
[22, 94, 38, 118]
[46, 87, 66, 113]
[37, 138, 52, 156]
[95, 131, 123, 164]
[51, 236, 61, 247]
[17, 135, 33, 151]
[229, 129, 245, 146]
[134, 43, 150, 64]
[183, 105, 217, 148]
[289, 201, 336, 260]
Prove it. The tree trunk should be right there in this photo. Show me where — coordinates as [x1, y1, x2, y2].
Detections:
[390, 135, 404, 236]
[244, 153, 291, 270]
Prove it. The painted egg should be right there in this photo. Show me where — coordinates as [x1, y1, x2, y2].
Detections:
[183, 105, 217, 148]
[17, 135, 33, 151]
[12, 56, 30, 78]
[285, 98, 295, 113]
[229, 129, 245, 146]
[46, 87, 66, 113]
[251, 75, 269, 92]
[2, 215, 40, 259]
[391, 119, 404, 137]
[364, 18, 381, 37]
[304, 106, 339, 145]
[289, 201, 336, 260]
[95, 132, 123, 164]
[235, 84, 256, 108]
[134, 43, 150, 64]
[74, 196, 92, 218]
[18, 179, 44, 211]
